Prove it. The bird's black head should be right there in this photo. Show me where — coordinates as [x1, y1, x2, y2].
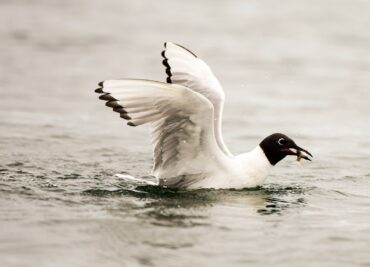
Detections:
[259, 133, 312, 165]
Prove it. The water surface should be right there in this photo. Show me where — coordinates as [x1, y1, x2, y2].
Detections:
[1, 0, 370, 266]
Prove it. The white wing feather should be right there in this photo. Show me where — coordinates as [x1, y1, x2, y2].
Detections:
[95, 79, 228, 188]
[162, 42, 232, 156]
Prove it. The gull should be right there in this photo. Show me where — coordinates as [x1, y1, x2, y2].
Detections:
[95, 42, 312, 189]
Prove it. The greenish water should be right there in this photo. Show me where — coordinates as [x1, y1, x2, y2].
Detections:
[1, 0, 370, 266]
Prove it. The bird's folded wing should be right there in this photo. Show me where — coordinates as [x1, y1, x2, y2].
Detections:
[95, 79, 228, 186]
[162, 42, 232, 156]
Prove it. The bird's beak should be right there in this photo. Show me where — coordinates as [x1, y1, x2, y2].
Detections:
[282, 145, 313, 161]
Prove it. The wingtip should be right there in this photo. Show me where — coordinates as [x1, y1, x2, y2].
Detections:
[165, 68, 171, 76]
[127, 121, 136, 127]
[161, 50, 166, 59]
[95, 87, 104, 93]
[98, 81, 104, 87]
[99, 94, 116, 101]
[105, 100, 121, 108]
[113, 107, 127, 114]
[173, 43, 197, 58]
[120, 113, 131, 120]
[164, 41, 176, 48]
[161, 52, 172, 83]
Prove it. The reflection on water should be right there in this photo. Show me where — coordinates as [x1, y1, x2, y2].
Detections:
[84, 181, 310, 228]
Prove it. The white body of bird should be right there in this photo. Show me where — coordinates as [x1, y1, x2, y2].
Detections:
[95, 42, 312, 189]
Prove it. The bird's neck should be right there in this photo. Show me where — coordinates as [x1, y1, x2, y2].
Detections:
[236, 146, 273, 184]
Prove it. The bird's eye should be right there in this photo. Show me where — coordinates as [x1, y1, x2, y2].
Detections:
[277, 138, 286, 146]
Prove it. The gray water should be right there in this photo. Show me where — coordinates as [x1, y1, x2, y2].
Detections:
[1, 0, 370, 266]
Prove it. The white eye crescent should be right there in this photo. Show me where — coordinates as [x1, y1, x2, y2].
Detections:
[278, 138, 286, 146]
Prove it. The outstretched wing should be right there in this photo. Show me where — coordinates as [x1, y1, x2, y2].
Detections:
[161, 42, 232, 156]
[95, 79, 228, 187]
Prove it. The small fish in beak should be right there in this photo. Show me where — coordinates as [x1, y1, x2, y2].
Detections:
[296, 147, 312, 162]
